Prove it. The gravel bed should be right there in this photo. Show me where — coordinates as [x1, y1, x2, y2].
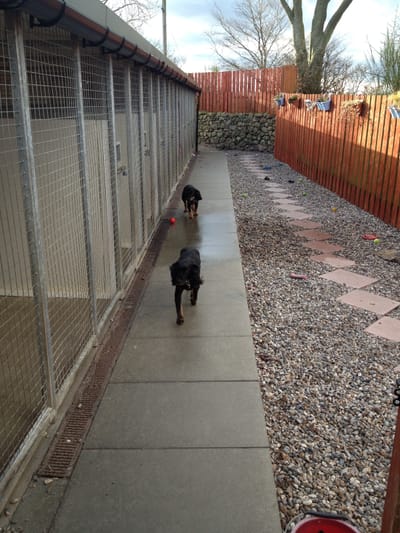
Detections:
[227, 150, 400, 533]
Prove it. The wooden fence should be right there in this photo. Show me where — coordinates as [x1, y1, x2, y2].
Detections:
[274, 94, 400, 229]
[189, 66, 297, 114]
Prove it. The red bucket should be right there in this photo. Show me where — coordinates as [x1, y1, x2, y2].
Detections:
[289, 511, 361, 533]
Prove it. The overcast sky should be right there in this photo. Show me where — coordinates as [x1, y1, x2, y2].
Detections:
[139, 0, 399, 73]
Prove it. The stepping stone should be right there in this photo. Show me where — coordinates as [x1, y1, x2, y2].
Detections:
[277, 205, 304, 212]
[365, 317, 400, 342]
[272, 199, 298, 205]
[337, 289, 400, 315]
[320, 269, 378, 289]
[310, 254, 356, 268]
[269, 193, 290, 199]
[283, 212, 313, 220]
[303, 241, 343, 253]
[289, 220, 321, 229]
[265, 187, 287, 193]
[295, 229, 331, 241]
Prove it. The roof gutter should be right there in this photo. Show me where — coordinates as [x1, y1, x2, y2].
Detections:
[0, 0, 200, 92]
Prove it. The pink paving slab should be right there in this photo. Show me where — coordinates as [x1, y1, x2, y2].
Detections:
[309, 254, 356, 268]
[320, 269, 378, 288]
[365, 317, 400, 342]
[295, 229, 332, 241]
[337, 289, 400, 315]
[289, 220, 322, 229]
[283, 212, 313, 220]
[272, 199, 298, 204]
[303, 241, 343, 253]
[269, 193, 290, 199]
[278, 205, 305, 212]
[266, 187, 288, 193]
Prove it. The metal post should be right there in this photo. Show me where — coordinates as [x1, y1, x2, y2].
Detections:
[124, 63, 137, 259]
[6, 11, 56, 407]
[72, 38, 97, 334]
[105, 55, 122, 290]
[162, 0, 167, 56]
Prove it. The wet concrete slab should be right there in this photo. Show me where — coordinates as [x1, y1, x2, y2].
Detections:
[85, 381, 268, 449]
[111, 336, 259, 382]
[52, 449, 280, 533]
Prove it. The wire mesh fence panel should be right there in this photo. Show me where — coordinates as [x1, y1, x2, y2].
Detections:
[0, 12, 49, 478]
[23, 21, 93, 391]
[171, 83, 178, 187]
[131, 66, 145, 253]
[113, 61, 134, 274]
[153, 74, 162, 217]
[185, 90, 194, 161]
[178, 88, 185, 173]
[159, 77, 168, 207]
[149, 72, 160, 222]
[179, 86, 185, 173]
[81, 49, 116, 321]
[168, 81, 177, 189]
[188, 90, 196, 159]
[141, 68, 154, 240]
[164, 80, 172, 194]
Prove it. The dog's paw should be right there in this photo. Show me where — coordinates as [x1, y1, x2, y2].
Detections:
[176, 317, 184, 325]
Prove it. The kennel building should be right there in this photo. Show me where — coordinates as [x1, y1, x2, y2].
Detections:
[0, 0, 199, 509]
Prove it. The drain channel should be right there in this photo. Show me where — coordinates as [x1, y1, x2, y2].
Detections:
[38, 220, 169, 478]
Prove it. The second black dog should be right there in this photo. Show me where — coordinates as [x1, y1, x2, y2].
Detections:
[182, 184, 202, 219]
[170, 247, 203, 325]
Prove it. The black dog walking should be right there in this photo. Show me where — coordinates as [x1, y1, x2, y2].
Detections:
[181, 184, 202, 219]
[170, 247, 203, 325]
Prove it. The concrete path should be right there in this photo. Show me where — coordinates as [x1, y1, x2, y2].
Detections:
[49, 149, 282, 532]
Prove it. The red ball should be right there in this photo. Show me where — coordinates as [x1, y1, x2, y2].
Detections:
[169, 217, 176, 225]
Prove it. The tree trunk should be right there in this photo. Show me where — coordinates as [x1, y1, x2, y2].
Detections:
[298, 50, 325, 94]
[280, 0, 354, 94]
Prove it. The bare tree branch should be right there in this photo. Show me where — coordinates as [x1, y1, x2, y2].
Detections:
[207, 0, 292, 70]
[100, 0, 158, 30]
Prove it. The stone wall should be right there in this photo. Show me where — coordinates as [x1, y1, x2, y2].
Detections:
[198, 111, 275, 152]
